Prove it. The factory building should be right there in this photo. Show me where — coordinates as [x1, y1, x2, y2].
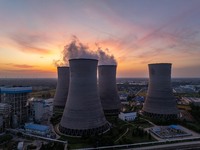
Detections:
[24, 123, 50, 137]
[0, 87, 32, 127]
[53, 67, 70, 115]
[142, 63, 178, 120]
[59, 59, 110, 136]
[0, 103, 11, 132]
[98, 65, 120, 116]
[118, 112, 137, 121]
[29, 98, 53, 123]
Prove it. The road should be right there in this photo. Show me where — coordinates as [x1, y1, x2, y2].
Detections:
[133, 140, 200, 150]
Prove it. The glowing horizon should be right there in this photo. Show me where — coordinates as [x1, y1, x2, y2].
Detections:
[0, 0, 200, 78]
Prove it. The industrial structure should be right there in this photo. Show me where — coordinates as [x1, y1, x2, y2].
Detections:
[24, 123, 50, 137]
[118, 112, 137, 121]
[53, 66, 69, 115]
[142, 63, 178, 120]
[29, 98, 53, 123]
[0, 87, 32, 127]
[59, 59, 110, 136]
[98, 65, 120, 115]
[0, 103, 11, 132]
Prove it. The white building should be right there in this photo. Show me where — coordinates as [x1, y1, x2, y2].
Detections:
[29, 98, 53, 123]
[17, 142, 24, 150]
[118, 112, 137, 121]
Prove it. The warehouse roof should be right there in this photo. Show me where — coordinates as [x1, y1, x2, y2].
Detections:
[25, 123, 49, 131]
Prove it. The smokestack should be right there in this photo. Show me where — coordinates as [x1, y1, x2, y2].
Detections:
[98, 65, 120, 116]
[142, 63, 178, 120]
[53, 66, 69, 115]
[59, 59, 110, 136]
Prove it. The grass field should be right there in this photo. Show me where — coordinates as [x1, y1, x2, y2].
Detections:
[57, 116, 156, 149]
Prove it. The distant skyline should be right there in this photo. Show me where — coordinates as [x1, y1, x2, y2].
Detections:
[0, 0, 200, 78]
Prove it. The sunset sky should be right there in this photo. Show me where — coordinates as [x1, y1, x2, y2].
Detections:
[0, 0, 200, 78]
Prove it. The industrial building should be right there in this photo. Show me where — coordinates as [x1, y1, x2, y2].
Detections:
[59, 59, 110, 136]
[142, 63, 178, 120]
[0, 87, 32, 127]
[181, 97, 200, 106]
[53, 66, 69, 115]
[29, 98, 53, 123]
[118, 112, 137, 121]
[0, 103, 11, 132]
[98, 65, 121, 116]
[24, 123, 50, 136]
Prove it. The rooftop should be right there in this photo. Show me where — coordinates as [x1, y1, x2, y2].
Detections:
[24, 123, 49, 131]
[0, 87, 32, 94]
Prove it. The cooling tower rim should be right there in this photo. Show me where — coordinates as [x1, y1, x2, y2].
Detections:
[148, 63, 172, 65]
[69, 58, 98, 61]
[57, 66, 69, 68]
[98, 65, 117, 67]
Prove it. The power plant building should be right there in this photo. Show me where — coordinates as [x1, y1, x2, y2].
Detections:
[0, 87, 32, 127]
[53, 67, 69, 115]
[142, 63, 178, 119]
[0, 103, 11, 132]
[98, 65, 120, 115]
[59, 59, 110, 136]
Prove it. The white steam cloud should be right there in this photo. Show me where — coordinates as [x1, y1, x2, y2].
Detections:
[63, 36, 98, 61]
[53, 36, 117, 66]
[97, 48, 117, 66]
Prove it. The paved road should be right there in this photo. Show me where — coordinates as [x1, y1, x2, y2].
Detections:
[133, 140, 200, 150]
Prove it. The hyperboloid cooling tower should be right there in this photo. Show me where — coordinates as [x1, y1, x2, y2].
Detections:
[53, 66, 69, 115]
[59, 59, 110, 136]
[142, 63, 178, 119]
[98, 65, 120, 116]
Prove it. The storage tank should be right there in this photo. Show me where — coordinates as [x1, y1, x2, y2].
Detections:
[142, 63, 178, 120]
[53, 66, 69, 115]
[59, 59, 110, 136]
[98, 65, 120, 116]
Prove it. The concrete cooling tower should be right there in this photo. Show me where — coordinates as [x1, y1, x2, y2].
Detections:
[98, 65, 120, 116]
[53, 67, 69, 115]
[142, 63, 178, 120]
[59, 59, 110, 137]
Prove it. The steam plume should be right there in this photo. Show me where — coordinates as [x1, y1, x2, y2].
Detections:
[53, 36, 118, 66]
[63, 36, 98, 61]
[53, 59, 68, 67]
[97, 48, 117, 65]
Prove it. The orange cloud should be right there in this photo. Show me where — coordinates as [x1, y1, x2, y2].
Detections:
[4, 63, 36, 69]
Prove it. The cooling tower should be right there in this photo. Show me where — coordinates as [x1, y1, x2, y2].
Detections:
[98, 65, 120, 116]
[142, 63, 178, 120]
[59, 59, 110, 137]
[53, 66, 69, 115]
